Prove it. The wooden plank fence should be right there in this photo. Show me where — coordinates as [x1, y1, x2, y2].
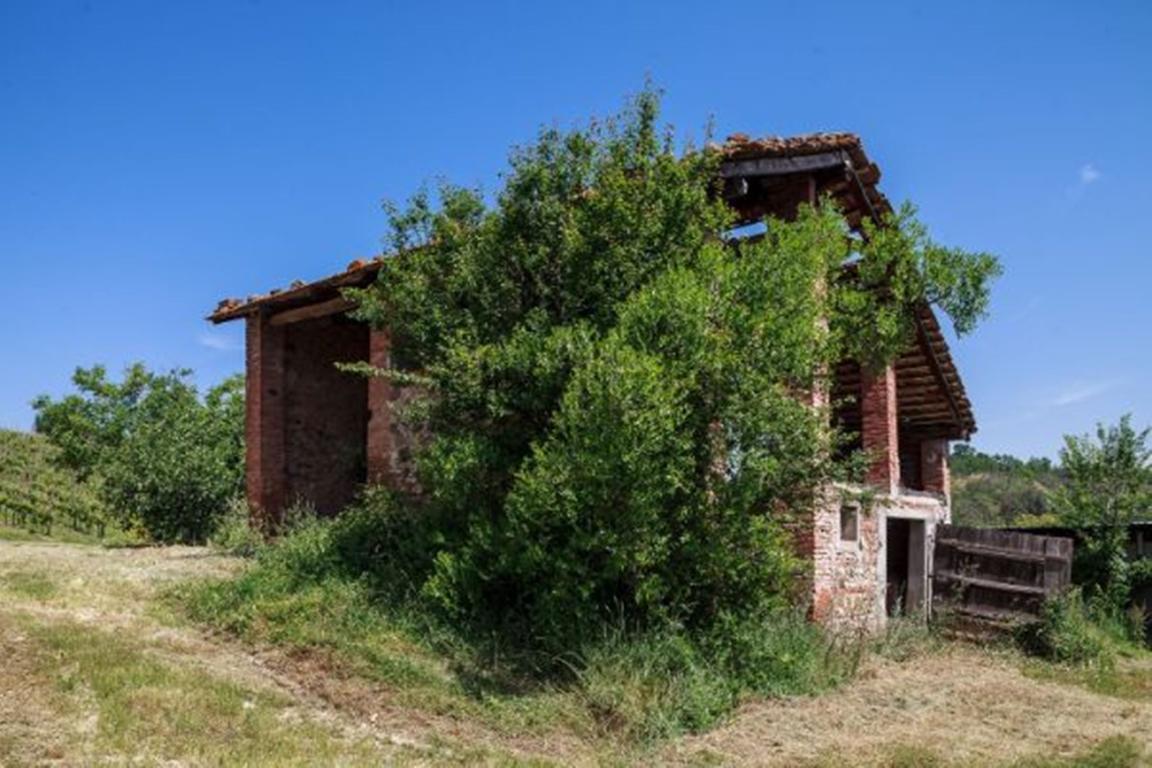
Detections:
[932, 525, 1073, 634]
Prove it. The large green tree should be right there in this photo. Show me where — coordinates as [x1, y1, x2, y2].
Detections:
[33, 365, 244, 543]
[348, 90, 1000, 652]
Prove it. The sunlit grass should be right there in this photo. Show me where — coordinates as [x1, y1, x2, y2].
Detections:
[7, 612, 401, 766]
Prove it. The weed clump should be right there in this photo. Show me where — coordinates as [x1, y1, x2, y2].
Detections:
[1016, 588, 1120, 668]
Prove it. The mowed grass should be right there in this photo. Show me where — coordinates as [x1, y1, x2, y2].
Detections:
[0, 544, 538, 767]
[0, 560, 397, 766]
[0, 568, 59, 600]
[0, 523, 104, 545]
[1, 614, 392, 767]
[1024, 655, 1152, 703]
[2, 540, 1150, 767]
[806, 738, 1147, 768]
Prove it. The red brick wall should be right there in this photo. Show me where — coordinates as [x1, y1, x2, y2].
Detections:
[365, 328, 424, 493]
[366, 329, 393, 485]
[245, 314, 285, 527]
[861, 364, 899, 494]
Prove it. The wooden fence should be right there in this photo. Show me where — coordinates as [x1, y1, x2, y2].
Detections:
[932, 525, 1073, 633]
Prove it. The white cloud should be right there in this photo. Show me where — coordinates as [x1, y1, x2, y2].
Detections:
[197, 332, 240, 352]
[1050, 380, 1115, 407]
[1079, 163, 1101, 185]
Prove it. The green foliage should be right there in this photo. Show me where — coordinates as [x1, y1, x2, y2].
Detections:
[209, 498, 265, 557]
[840, 205, 1002, 365]
[950, 444, 1062, 528]
[0, 429, 108, 538]
[178, 513, 857, 743]
[33, 364, 245, 544]
[1053, 415, 1152, 617]
[1017, 588, 1117, 667]
[577, 609, 852, 741]
[343, 88, 999, 656]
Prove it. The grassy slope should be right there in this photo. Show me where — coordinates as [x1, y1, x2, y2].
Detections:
[0, 428, 107, 539]
[0, 541, 528, 766]
[177, 516, 858, 749]
[0, 540, 1149, 766]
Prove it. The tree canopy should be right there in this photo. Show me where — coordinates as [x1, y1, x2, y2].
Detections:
[33, 364, 244, 543]
[346, 90, 1001, 652]
[1054, 415, 1152, 615]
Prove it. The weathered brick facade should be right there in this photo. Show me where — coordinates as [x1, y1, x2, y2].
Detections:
[861, 364, 899, 495]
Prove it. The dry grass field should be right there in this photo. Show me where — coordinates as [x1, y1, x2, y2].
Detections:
[0, 535, 1149, 767]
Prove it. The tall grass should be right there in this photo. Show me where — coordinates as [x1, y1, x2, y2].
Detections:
[176, 503, 861, 742]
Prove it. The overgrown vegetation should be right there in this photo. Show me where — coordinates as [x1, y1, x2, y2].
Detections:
[1053, 416, 1152, 628]
[1017, 588, 1124, 667]
[32, 364, 244, 544]
[178, 499, 860, 742]
[0, 428, 108, 538]
[341, 88, 999, 660]
[178, 88, 1002, 737]
[956, 419, 1152, 663]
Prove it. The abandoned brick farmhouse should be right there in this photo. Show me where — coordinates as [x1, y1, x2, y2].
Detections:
[210, 133, 975, 632]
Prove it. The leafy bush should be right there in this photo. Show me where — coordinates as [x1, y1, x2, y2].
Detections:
[345, 89, 1000, 656]
[1017, 588, 1116, 667]
[33, 364, 244, 544]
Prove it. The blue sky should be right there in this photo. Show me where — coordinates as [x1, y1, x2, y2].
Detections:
[1, 0, 1149, 459]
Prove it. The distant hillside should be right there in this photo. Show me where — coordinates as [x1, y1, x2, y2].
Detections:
[950, 445, 1062, 528]
[0, 429, 107, 537]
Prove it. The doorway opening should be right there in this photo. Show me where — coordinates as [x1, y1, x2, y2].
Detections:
[886, 517, 927, 617]
[282, 314, 370, 517]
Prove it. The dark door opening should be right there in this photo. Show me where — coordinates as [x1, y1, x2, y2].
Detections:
[282, 315, 370, 517]
[886, 517, 927, 617]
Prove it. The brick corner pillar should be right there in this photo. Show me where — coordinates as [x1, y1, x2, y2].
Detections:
[920, 438, 951, 502]
[245, 313, 286, 528]
[861, 363, 899, 495]
[366, 328, 394, 486]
